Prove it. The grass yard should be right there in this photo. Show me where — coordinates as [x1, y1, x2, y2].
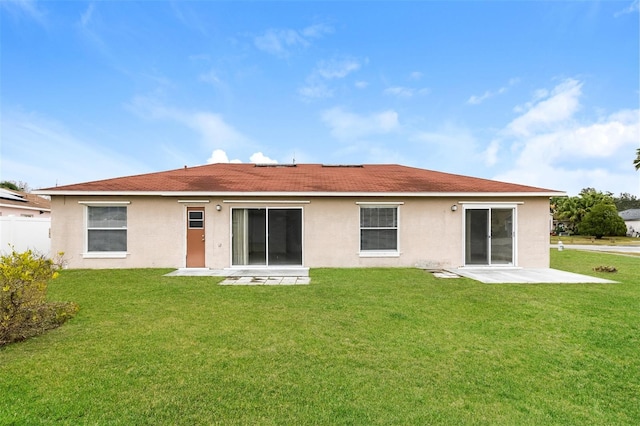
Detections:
[1, 251, 638, 425]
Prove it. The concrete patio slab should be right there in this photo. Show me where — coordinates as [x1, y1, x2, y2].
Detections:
[219, 276, 310, 285]
[165, 267, 311, 285]
[165, 267, 309, 277]
[449, 268, 617, 284]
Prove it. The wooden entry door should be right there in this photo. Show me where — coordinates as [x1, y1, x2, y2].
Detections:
[186, 207, 205, 267]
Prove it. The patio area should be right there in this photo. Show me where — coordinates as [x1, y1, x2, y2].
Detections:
[449, 268, 617, 284]
[164, 267, 311, 285]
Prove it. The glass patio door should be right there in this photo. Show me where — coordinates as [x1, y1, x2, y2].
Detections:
[232, 208, 302, 266]
[465, 207, 514, 266]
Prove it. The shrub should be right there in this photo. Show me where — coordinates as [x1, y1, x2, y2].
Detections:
[578, 203, 627, 239]
[1, 249, 78, 346]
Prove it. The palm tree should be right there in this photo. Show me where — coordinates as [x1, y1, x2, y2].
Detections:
[635, 148, 640, 171]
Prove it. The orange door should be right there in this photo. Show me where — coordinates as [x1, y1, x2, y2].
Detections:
[186, 207, 205, 267]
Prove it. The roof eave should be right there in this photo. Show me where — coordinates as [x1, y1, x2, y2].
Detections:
[0, 203, 51, 212]
[34, 190, 566, 198]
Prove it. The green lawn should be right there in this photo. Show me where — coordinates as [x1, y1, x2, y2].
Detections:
[1, 251, 638, 425]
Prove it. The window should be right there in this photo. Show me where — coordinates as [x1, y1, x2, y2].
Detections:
[87, 206, 127, 252]
[360, 206, 398, 252]
[188, 210, 204, 229]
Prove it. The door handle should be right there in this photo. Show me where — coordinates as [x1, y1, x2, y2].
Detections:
[202, 235, 205, 242]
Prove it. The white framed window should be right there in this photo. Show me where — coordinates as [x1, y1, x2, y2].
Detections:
[359, 206, 399, 255]
[86, 206, 127, 253]
[188, 210, 204, 229]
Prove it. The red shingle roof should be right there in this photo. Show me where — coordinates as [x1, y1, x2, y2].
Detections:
[38, 164, 562, 194]
[0, 188, 51, 210]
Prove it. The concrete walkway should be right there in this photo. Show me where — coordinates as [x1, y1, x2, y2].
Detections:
[164, 267, 310, 285]
[219, 276, 310, 285]
[553, 244, 640, 254]
[450, 268, 617, 284]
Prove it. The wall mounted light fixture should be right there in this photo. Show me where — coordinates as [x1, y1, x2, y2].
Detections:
[216, 204, 222, 211]
[451, 204, 458, 212]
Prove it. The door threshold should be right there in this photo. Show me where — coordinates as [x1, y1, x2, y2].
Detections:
[460, 266, 521, 270]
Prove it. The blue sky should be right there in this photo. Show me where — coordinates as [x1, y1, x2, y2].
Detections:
[1, 0, 639, 195]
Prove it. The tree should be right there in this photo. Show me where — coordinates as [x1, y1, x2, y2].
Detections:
[614, 193, 640, 211]
[635, 148, 640, 171]
[551, 188, 614, 233]
[0, 181, 20, 191]
[578, 203, 627, 239]
[0, 180, 30, 192]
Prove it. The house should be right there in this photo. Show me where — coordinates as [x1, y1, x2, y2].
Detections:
[0, 188, 51, 218]
[0, 188, 52, 255]
[619, 209, 640, 237]
[34, 163, 564, 270]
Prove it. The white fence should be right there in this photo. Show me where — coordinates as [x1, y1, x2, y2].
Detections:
[0, 216, 51, 256]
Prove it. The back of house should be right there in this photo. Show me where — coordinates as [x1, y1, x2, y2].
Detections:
[35, 163, 563, 270]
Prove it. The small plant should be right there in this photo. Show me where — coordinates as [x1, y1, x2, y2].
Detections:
[593, 265, 618, 273]
[1, 249, 78, 346]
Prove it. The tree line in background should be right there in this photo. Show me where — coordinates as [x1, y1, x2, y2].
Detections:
[551, 188, 637, 239]
[0, 180, 31, 192]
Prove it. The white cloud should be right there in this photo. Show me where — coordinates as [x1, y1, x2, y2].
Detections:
[299, 56, 365, 100]
[301, 23, 334, 38]
[355, 81, 369, 89]
[410, 123, 480, 171]
[506, 78, 582, 137]
[483, 140, 501, 167]
[249, 152, 278, 164]
[614, 0, 639, 17]
[126, 96, 250, 149]
[79, 2, 94, 28]
[254, 23, 333, 57]
[254, 28, 307, 57]
[1, 110, 149, 188]
[316, 57, 362, 79]
[467, 78, 519, 105]
[384, 86, 430, 98]
[199, 69, 222, 86]
[321, 107, 399, 140]
[207, 149, 241, 164]
[298, 84, 333, 100]
[206, 149, 277, 164]
[1, 0, 47, 25]
[410, 71, 423, 80]
[489, 78, 640, 195]
[189, 112, 248, 148]
[509, 109, 639, 164]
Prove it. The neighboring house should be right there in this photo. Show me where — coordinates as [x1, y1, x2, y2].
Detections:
[619, 209, 640, 237]
[35, 163, 564, 270]
[0, 189, 52, 255]
[0, 188, 51, 218]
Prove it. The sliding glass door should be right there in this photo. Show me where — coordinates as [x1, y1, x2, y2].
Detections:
[232, 208, 302, 266]
[465, 207, 514, 266]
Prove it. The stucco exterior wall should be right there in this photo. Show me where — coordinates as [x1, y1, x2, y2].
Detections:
[51, 195, 552, 269]
[0, 205, 51, 218]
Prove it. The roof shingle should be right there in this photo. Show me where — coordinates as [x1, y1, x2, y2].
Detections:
[38, 163, 562, 194]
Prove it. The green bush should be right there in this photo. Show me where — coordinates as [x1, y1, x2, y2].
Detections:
[1, 249, 78, 346]
[578, 203, 627, 239]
